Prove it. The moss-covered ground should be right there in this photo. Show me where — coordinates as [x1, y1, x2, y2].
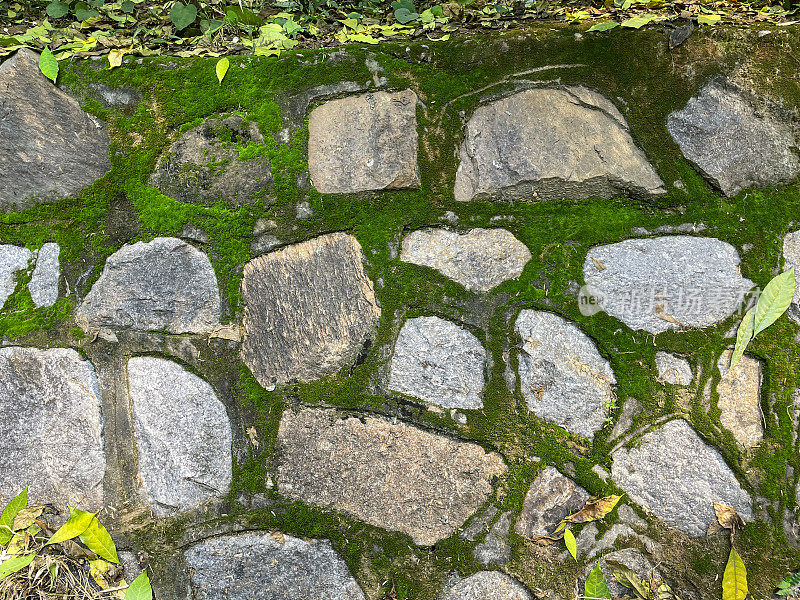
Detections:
[2, 23, 800, 599]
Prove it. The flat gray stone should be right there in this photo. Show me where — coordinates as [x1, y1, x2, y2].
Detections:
[29, 243, 60, 308]
[610, 398, 643, 442]
[440, 572, 532, 600]
[656, 352, 693, 385]
[473, 511, 511, 566]
[76, 237, 220, 333]
[401, 228, 531, 292]
[150, 115, 272, 205]
[782, 230, 800, 325]
[460, 505, 499, 541]
[717, 350, 763, 448]
[584, 236, 753, 333]
[515, 310, 616, 440]
[184, 532, 365, 600]
[667, 79, 800, 197]
[454, 86, 664, 202]
[0, 347, 104, 509]
[388, 316, 486, 409]
[515, 466, 589, 539]
[128, 357, 232, 516]
[275, 407, 507, 546]
[241, 233, 380, 387]
[611, 419, 752, 537]
[308, 90, 420, 193]
[0, 49, 111, 210]
[0, 245, 31, 309]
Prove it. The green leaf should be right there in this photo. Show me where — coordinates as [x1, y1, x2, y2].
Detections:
[225, 6, 262, 27]
[587, 21, 619, 31]
[46, 1, 70, 18]
[564, 528, 577, 560]
[79, 518, 119, 563]
[585, 563, 612, 599]
[697, 13, 721, 24]
[394, 7, 419, 23]
[215, 57, 229, 84]
[46, 507, 95, 546]
[607, 560, 650, 599]
[723, 547, 748, 600]
[125, 571, 152, 600]
[121, 1, 135, 13]
[730, 306, 755, 370]
[39, 48, 59, 83]
[0, 553, 36, 583]
[621, 14, 655, 28]
[0, 488, 27, 545]
[170, 1, 197, 31]
[752, 267, 795, 337]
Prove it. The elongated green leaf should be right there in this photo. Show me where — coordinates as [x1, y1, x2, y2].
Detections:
[752, 268, 795, 337]
[79, 518, 119, 563]
[621, 14, 655, 28]
[0, 488, 27, 545]
[730, 307, 755, 370]
[39, 48, 59, 83]
[697, 13, 721, 24]
[607, 560, 650, 599]
[563, 528, 577, 560]
[585, 563, 612, 599]
[0, 553, 36, 582]
[47, 508, 95, 546]
[723, 547, 748, 600]
[216, 57, 230, 84]
[125, 571, 152, 600]
[587, 21, 619, 31]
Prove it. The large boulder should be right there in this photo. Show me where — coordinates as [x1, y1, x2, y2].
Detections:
[583, 236, 753, 333]
[308, 90, 420, 193]
[275, 407, 506, 546]
[0, 347, 105, 509]
[76, 237, 220, 333]
[184, 532, 366, 600]
[388, 316, 486, 409]
[0, 49, 111, 211]
[128, 357, 232, 516]
[400, 228, 531, 292]
[241, 233, 380, 387]
[611, 419, 752, 537]
[515, 310, 616, 440]
[667, 79, 799, 197]
[454, 86, 664, 202]
[149, 115, 273, 205]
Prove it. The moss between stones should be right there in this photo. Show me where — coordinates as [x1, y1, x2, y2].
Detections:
[3, 24, 800, 599]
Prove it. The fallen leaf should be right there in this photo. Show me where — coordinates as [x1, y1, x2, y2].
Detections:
[270, 531, 285, 544]
[714, 502, 745, 531]
[591, 257, 607, 271]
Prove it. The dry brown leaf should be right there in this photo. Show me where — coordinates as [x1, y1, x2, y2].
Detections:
[714, 502, 745, 531]
[564, 494, 623, 525]
[270, 531, 285, 545]
[591, 257, 607, 271]
[13, 506, 43, 531]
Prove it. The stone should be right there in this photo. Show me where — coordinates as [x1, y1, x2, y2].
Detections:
[275, 407, 507, 546]
[716, 350, 763, 448]
[184, 532, 365, 600]
[400, 228, 531, 292]
[515, 310, 616, 440]
[454, 86, 664, 202]
[388, 316, 486, 409]
[609, 398, 642, 442]
[439, 572, 532, 600]
[473, 511, 511, 566]
[515, 466, 590, 539]
[149, 115, 272, 205]
[0, 245, 31, 309]
[241, 233, 380, 387]
[76, 237, 220, 333]
[667, 79, 799, 197]
[308, 90, 419, 194]
[583, 236, 753, 334]
[460, 505, 499, 541]
[0, 347, 104, 509]
[29, 243, 60, 308]
[0, 49, 112, 210]
[781, 230, 800, 325]
[655, 352, 693, 385]
[127, 357, 232, 516]
[611, 419, 752, 537]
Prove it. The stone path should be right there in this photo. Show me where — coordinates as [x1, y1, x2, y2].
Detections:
[4, 46, 800, 600]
